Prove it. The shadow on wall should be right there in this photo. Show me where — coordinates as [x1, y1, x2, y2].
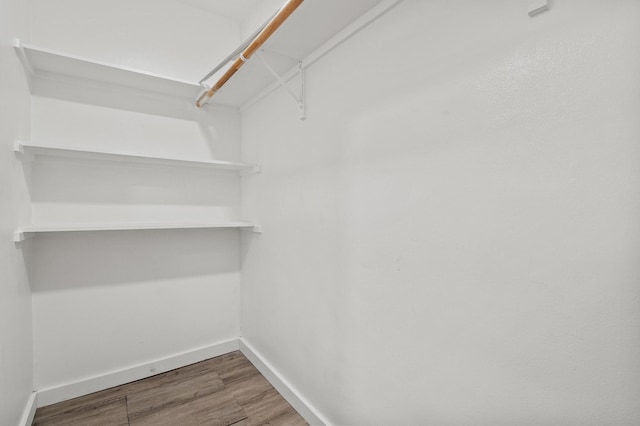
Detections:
[34, 76, 208, 122]
[32, 78, 231, 159]
[26, 228, 240, 291]
[27, 158, 240, 206]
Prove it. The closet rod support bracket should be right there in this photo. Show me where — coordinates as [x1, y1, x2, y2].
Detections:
[13, 140, 33, 161]
[14, 230, 32, 243]
[241, 225, 263, 234]
[240, 164, 262, 176]
[14, 141, 24, 155]
[255, 52, 306, 120]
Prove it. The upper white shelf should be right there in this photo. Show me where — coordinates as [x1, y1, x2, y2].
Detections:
[15, 142, 260, 174]
[14, 40, 203, 103]
[204, 0, 403, 108]
[13, 1, 403, 110]
[14, 222, 259, 242]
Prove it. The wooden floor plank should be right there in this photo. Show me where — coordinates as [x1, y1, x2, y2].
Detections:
[209, 351, 255, 380]
[32, 391, 128, 426]
[128, 388, 247, 426]
[125, 366, 225, 421]
[230, 407, 307, 426]
[240, 388, 298, 426]
[32, 351, 308, 426]
[263, 408, 308, 426]
[224, 370, 274, 405]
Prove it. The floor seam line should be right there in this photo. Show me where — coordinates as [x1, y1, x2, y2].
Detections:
[125, 394, 131, 426]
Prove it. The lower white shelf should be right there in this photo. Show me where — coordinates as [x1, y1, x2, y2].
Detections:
[14, 222, 260, 242]
[15, 142, 261, 174]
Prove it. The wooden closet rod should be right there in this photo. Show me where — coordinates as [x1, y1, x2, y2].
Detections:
[196, 0, 304, 108]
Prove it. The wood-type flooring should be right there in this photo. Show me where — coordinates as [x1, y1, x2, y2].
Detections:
[32, 351, 308, 426]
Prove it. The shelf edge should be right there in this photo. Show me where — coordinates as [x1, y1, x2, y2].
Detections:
[14, 222, 262, 241]
[16, 40, 201, 87]
[16, 142, 260, 172]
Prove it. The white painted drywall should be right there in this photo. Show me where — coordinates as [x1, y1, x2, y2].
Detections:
[29, 98, 242, 226]
[32, 229, 242, 390]
[28, 1, 246, 395]
[240, 0, 640, 424]
[0, 0, 33, 423]
[240, 0, 284, 40]
[29, 0, 240, 82]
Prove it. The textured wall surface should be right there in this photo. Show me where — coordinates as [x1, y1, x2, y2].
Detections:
[28, 0, 246, 395]
[240, 1, 640, 424]
[0, 0, 33, 423]
[30, 0, 240, 82]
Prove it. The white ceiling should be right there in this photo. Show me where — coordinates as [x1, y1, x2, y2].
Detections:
[175, 0, 384, 31]
[174, 0, 263, 22]
[175, 0, 385, 56]
[264, 0, 384, 58]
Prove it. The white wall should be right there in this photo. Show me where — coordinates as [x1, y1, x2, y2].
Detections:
[240, 0, 286, 40]
[29, 98, 242, 226]
[0, 0, 33, 423]
[28, 0, 246, 396]
[30, 0, 240, 82]
[240, 1, 640, 424]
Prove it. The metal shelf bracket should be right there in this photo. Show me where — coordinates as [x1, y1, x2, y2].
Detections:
[255, 52, 306, 120]
[240, 164, 262, 176]
[241, 225, 263, 234]
[13, 230, 33, 243]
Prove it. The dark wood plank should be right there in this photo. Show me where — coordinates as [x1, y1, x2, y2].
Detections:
[207, 351, 255, 379]
[125, 364, 237, 423]
[124, 356, 230, 394]
[128, 388, 247, 426]
[124, 364, 225, 416]
[32, 387, 128, 426]
[263, 408, 308, 426]
[230, 407, 307, 426]
[240, 388, 303, 426]
[224, 370, 274, 405]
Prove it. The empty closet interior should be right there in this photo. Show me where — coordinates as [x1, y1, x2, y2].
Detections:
[2, 0, 640, 425]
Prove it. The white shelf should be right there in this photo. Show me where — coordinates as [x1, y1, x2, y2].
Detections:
[15, 142, 260, 173]
[13, 1, 401, 110]
[14, 40, 203, 103]
[205, 0, 403, 108]
[14, 222, 260, 242]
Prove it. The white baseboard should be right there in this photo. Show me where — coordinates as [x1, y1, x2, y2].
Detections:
[19, 392, 37, 426]
[36, 339, 239, 408]
[239, 338, 331, 426]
